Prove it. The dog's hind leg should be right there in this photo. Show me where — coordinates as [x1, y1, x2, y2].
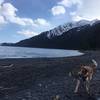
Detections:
[74, 79, 80, 93]
[85, 80, 90, 94]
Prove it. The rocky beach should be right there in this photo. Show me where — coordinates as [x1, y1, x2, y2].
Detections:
[0, 51, 99, 100]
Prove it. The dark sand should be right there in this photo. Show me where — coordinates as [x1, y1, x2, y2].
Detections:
[0, 51, 100, 100]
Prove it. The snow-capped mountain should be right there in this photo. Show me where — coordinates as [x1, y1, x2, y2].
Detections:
[2, 19, 100, 50]
[47, 19, 99, 38]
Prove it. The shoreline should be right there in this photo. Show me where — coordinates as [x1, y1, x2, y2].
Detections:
[0, 51, 99, 100]
[0, 46, 83, 59]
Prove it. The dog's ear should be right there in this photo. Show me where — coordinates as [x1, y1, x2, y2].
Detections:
[80, 65, 84, 69]
[92, 59, 98, 67]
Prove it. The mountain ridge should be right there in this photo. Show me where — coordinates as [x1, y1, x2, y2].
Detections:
[1, 19, 100, 50]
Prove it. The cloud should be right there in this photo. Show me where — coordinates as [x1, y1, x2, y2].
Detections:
[0, 0, 7, 25]
[70, 0, 100, 21]
[0, 15, 7, 24]
[70, 12, 84, 21]
[34, 18, 50, 26]
[58, 0, 82, 8]
[0, 0, 4, 4]
[0, 2, 51, 27]
[17, 30, 38, 37]
[51, 6, 66, 16]
[71, 15, 87, 21]
[0, 3, 37, 26]
[51, 0, 82, 16]
[51, 0, 100, 22]
[0, 1, 52, 37]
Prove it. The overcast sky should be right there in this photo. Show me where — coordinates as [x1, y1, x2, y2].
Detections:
[0, 0, 100, 43]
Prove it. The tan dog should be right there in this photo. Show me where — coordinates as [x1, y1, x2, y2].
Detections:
[74, 59, 97, 94]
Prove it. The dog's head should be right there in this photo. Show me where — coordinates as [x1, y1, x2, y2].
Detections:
[80, 66, 88, 75]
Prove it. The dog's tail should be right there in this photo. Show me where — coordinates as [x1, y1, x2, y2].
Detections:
[92, 59, 98, 67]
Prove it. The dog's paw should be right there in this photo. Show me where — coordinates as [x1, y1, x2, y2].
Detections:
[74, 91, 78, 93]
[68, 72, 72, 77]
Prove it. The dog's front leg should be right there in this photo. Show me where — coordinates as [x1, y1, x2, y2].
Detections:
[85, 79, 90, 94]
[74, 79, 80, 93]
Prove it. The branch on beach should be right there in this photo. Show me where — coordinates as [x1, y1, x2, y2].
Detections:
[0, 64, 14, 68]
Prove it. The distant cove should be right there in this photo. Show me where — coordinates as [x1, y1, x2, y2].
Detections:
[0, 46, 83, 58]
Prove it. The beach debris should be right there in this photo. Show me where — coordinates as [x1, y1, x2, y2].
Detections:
[4, 94, 9, 99]
[26, 91, 32, 100]
[0, 64, 14, 68]
[45, 85, 48, 89]
[38, 83, 42, 87]
[22, 99, 26, 100]
[97, 98, 100, 100]
[0, 86, 16, 90]
[69, 72, 72, 77]
[52, 81, 56, 85]
[52, 95, 60, 100]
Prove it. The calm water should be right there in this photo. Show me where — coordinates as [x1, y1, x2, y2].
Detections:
[0, 46, 83, 58]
